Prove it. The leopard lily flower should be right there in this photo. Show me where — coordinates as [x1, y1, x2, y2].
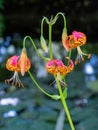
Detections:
[5, 55, 23, 87]
[5, 49, 31, 87]
[46, 59, 74, 76]
[62, 30, 91, 64]
[46, 59, 74, 88]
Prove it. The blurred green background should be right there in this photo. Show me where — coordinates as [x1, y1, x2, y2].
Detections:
[0, 0, 98, 130]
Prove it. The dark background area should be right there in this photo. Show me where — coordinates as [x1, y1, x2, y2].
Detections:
[2, 0, 98, 42]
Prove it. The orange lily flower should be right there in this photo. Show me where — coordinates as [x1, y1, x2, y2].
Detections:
[5, 49, 31, 87]
[62, 30, 91, 64]
[46, 59, 74, 76]
[62, 31, 86, 51]
[5, 55, 23, 87]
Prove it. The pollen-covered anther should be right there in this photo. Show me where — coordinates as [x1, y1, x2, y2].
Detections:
[75, 55, 84, 65]
[75, 46, 91, 65]
[5, 71, 24, 87]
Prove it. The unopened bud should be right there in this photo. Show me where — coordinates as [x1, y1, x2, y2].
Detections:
[40, 36, 48, 53]
[62, 27, 67, 40]
[62, 27, 69, 51]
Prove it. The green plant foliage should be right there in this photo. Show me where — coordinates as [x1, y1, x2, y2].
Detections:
[0, 70, 98, 130]
[87, 80, 98, 92]
[71, 107, 98, 122]
[76, 117, 98, 130]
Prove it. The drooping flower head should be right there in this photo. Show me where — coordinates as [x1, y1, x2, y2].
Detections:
[62, 31, 86, 51]
[62, 30, 91, 64]
[5, 49, 31, 87]
[5, 55, 23, 87]
[46, 59, 74, 76]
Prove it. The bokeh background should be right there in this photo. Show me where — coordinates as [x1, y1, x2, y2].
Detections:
[0, 0, 98, 130]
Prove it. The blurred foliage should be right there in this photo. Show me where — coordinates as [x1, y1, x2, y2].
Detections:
[87, 80, 98, 92]
[0, 70, 98, 130]
[0, 42, 98, 129]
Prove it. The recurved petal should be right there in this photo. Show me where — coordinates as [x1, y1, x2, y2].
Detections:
[6, 55, 20, 72]
[18, 49, 31, 76]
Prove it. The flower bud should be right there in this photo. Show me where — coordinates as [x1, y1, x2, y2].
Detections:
[40, 35, 48, 53]
[62, 27, 67, 41]
[62, 27, 69, 51]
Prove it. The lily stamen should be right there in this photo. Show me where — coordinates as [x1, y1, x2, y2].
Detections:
[75, 46, 91, 65]
[5, 71, 24, 87]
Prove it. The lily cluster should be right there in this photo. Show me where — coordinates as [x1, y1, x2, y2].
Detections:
[5, 31, 91, 87]
[4, 13, 91, 130]
[45, 30, 91, 83]
[5, 14, 91, 89]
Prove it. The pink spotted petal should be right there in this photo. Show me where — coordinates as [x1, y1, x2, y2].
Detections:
[10, 56, 19, 66]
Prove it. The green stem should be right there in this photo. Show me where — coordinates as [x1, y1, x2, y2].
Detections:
[67, 49, 72, 66]
[41, 17, 46, 36]
[49, 24, 52, 59]
[55, 12, 67, 28]
[28, 70, 54, 98]
[56, 79, 75, 130]
[23, 36, 49, 62]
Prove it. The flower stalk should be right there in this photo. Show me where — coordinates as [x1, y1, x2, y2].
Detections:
[23, 35, 50, 62]
[28, 70, 61, 100]
[49, 24, 53, 59]
[56, 79, 75, 130]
